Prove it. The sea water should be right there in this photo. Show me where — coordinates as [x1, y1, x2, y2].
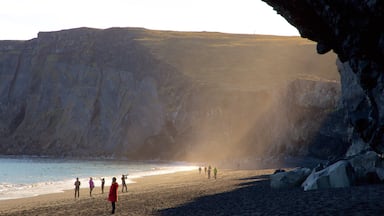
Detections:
[0, 156, 197, 200]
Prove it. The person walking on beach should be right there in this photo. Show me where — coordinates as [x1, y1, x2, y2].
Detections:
[74, 177, 80, 198]
[101, 178, 105, 194]
[199, 167, 202, 174]
[89, 177, 95, 197]
[121, 174, 128, 192]
[108, 177, 119, 214]
[214, 167, 218, 179]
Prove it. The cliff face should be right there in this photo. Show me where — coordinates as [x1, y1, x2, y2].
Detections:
[262, 0, 384, 155]
[0, 27, 341, 161]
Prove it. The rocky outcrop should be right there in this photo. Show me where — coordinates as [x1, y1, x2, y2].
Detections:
[261, 0, 384, 155]
[0, 27, 341, 161]
[257, 79, 348, 160]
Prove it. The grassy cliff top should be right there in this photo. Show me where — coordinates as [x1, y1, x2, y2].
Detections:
[130, 28, 338, 91]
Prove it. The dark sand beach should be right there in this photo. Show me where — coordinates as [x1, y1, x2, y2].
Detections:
[1, 169, 383, 216]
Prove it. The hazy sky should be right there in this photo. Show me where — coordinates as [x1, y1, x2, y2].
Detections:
[1, 0, 299, 40]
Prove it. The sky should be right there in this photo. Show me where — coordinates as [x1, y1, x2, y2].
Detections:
[0, 0, 299, 40]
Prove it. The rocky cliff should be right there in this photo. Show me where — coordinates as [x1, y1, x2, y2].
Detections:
[0, 27, 341, 161]
[262, 0, 384, 155]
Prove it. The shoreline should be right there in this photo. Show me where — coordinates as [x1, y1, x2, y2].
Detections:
[0, 157, 199, 202]
[2, 168, 384, 215]
[0, 169, 276, 215]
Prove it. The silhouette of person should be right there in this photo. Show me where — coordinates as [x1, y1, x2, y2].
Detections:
[74, 177, 80, 198]
[89, 177, 95, 197]
[101, 178, 105, 194]
[208, 165, 211, 179]
[214, 167, 218, 179]
[121, 174, 128, 192]
[199, 167, 202, 174]
[108, 177, 119, 214]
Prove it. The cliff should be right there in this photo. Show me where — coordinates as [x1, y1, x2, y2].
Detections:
[0, 27, 341, 161]
[261, 0, 384, 156]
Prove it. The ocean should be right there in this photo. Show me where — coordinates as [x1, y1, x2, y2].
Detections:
[0, 156, 197, 200]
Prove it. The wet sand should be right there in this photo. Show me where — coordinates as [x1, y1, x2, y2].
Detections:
[1, 169, 383, 215]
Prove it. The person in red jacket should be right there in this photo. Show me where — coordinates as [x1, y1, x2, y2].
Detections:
[108, 177, 119, 214]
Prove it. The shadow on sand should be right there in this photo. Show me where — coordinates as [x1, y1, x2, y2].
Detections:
[157, 176, 273, 216]
[157, 174, 384, 216]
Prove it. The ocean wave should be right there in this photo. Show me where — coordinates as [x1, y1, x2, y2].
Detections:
[0, 159, 197, 200]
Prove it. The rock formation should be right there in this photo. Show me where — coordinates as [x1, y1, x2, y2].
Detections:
[261, 0, 384, 155]
[0, 27, 341, 161]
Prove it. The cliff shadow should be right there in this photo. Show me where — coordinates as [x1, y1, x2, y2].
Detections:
[156, 176, 272, 216]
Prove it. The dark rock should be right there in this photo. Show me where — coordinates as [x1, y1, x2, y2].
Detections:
[271, 167, 311, 189]
[273, 169, 286, 174]
[302, 160, 355, 191]
[261, 0, 384, 155]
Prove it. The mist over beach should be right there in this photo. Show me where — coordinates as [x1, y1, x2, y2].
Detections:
[1, 0, 384, 215]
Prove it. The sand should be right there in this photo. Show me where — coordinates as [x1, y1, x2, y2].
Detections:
[1, 168, 384, 216]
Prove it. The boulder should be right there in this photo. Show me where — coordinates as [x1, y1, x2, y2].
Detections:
[270, 167, 311, 189]
[348, 151, 384, 184]
[302, 160, 355, 191]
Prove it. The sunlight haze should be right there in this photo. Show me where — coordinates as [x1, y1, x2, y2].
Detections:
[0, 0, 299, 40]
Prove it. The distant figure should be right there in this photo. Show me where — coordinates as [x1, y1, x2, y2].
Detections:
[213, 167, 218, 179]
[101, 178, 105, 194]
[208, 165, 211, 179]
[108, 177, 119, 214]
[121, 174, 128, 192]
[204, 166, 207, 174]
[74, 177, 80, 198]
[89, 177, 95, 197]
[198, 167, 202, 174]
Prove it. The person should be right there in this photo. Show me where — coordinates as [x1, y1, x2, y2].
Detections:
[207, 165, 211, 179]
[101, 178, 105, 194]
[108, 177, 119, 214]
[198, 167, 202, 174]
[121, 174, 128, 192]
[89, 177, 95, 197]
[213, 167, 218, 179]
[74, 177, 81, 198]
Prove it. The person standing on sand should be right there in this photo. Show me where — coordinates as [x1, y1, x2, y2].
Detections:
[74, 177, 80, 198]
[208, 166, 211, 179]
[89, 177, 95, 197]
[101, 178, 105, 194]
[121, 174, 128, 192]
[199, 167, 202, 174]
[214, 167, 218, 179]
[108, 177, 119, 214]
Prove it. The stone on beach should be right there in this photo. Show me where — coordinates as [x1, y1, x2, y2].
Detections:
[302, 160, 355, 191]
[270, 167, 311, 189]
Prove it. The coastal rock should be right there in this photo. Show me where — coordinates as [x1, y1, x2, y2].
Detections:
[348, 151, 384, 184]
[270, 167, 311, 189]
[263, 79, 347, 160]
[0, 28, 341, 161]
[302, 160, 355, 191]
[261, 0, 384, 155]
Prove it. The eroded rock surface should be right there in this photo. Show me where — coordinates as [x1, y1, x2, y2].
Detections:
[262, 0, 384, 154]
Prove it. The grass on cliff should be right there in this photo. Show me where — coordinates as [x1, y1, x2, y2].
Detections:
[133, 29, 338, 91]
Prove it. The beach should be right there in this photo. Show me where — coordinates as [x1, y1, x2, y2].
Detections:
[1, 169, 384, 216]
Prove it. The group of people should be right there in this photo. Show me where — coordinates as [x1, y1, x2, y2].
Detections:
[74, 174, 127, 214]
[199, 165, 218, 179]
